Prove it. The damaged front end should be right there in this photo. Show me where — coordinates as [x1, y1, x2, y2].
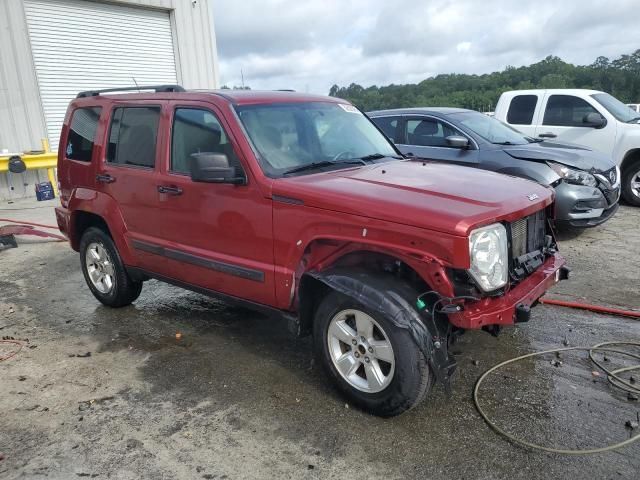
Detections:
[306, 269, 458, 393]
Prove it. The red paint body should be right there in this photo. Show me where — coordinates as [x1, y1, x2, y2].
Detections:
[55, 90, 565, 329]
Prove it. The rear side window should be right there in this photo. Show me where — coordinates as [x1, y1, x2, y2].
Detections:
[507, 95, 537, 125]
[107, 107, 160, 168]
[65, 107, 102, 161]
[171, 108, 241, 174]
[543, 95, 599, 127]
[371, 116, 399, 141]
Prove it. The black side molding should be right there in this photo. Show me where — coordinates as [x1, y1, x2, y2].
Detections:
[131, 239, 264, 282]
[272, 195, 304, 205]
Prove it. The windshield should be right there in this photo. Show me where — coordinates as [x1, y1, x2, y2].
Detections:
[448, 111, 530, 145]
[592, 93, 639, 122]
[235, 102, 398, 177]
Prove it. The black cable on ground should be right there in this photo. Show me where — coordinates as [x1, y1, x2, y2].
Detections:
[473, 341, 640, 455]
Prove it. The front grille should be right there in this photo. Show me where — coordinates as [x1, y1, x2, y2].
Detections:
[510, 209, 546, 260]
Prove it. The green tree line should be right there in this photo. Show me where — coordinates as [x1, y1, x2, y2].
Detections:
[329, 50, 640, 112]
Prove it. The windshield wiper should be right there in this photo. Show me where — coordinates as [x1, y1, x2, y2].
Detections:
[358, 153, 403, 161]
[492, 141, 517, 145]
[282, 159, 365, 176]
[627, 116, 640, 123]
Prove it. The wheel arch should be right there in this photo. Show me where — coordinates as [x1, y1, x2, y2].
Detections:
[295, 245, 453, 337]
[621, 148, 640, 175]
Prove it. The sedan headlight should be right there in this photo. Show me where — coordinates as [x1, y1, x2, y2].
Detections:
[468, 223, 508, 292]
[547, 162, 598, 187]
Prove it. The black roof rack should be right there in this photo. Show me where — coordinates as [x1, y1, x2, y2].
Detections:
[76, 84, 185, 98]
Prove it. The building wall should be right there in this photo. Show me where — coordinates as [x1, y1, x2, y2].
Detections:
[0, 0, 219, 200]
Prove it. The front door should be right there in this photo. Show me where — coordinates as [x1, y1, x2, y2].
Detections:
[154, 103, 276, 306]
[397, 116, 479, 165]
[534, 94, 616, 155]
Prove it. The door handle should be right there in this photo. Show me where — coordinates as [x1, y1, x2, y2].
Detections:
[96, 174, 115, 183]
[538, 132, 557, 139]
[157, 185, 183, 195]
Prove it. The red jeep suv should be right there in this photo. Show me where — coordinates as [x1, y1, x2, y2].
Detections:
[55, 85, 567, 416]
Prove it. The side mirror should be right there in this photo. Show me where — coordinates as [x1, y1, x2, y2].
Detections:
[583, 112, 606, 129]
[445, 135, 470, 149]
[189, 153, 245, 184]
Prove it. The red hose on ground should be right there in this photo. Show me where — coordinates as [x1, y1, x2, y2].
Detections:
[540, 297, 640, 319]
[0, 218, 59, 229]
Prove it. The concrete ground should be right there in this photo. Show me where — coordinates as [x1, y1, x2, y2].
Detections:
[1, 198, 639, 479]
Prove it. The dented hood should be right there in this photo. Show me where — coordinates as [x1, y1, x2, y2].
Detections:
[503, 141, 614, 172]
[273, 160, 553, 237]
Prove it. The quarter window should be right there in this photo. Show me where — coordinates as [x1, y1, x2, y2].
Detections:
[406, 118, 460, 147]
[171, 108, 241, 175]
[107, 107, 160, 168]
[65, 107, 102, 162]
[543, 95, 599, 127]
[507, 95, 537, 125]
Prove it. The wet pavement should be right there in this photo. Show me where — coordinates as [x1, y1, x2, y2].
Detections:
[1, 200, 639, 479]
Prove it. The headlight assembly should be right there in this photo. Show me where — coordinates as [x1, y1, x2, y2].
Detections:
[468, 223, 508, 292]
[547, 162, 598, 187]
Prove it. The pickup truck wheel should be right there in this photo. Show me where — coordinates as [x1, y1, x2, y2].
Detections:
[79, 227, 142, 307]
[622, 159, 640, 206]
[314, 289, 432, 417]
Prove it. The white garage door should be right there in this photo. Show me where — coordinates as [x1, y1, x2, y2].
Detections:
[24, 0, 178, 151]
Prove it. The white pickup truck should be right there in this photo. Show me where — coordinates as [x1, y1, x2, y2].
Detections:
[495, 89, 640, 206]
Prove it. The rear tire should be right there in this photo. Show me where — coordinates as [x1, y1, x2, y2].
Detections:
[313, 287, 432, 417]
[621, 159, 640, 206]
[79, 227, 142, 307]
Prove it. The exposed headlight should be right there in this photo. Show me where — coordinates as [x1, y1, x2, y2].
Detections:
[548, 162, 597, 187]
[468, 223, 508, 292]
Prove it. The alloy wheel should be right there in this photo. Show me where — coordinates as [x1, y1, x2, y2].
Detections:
[85, 242, 115, 294]
[327, 309, 395, 393]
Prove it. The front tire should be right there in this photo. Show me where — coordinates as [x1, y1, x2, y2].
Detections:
[79, 227, 142, 307]
[621, 159, 640, 206]
[313, 289, 432, 417]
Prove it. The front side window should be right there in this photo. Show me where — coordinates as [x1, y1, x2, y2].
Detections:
[543, 95, 599, 127]
[107, 107, 160, 168]
[507, 95, 537, 125]
[171, 108, 241, 175]
[449, 111, 530, 145]
[65, 107, 102, 161]
[405, 118, 460, 147]
[236, 102, 398, 177]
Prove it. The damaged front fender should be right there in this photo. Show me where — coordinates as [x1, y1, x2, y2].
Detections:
[306, 268, 457, 393]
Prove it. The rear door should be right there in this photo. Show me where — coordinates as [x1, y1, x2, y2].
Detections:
[534, 94, 616, 154]
[153, 102, 275, 306]
[96, 102, 167, 273]
[502, 93, 541, 137]
[396, 115, 479, 165]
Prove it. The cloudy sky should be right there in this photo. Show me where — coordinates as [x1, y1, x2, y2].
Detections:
[212, 0, 639, 94]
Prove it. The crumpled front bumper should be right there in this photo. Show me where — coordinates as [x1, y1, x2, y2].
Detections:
[554, 181, 620, 228]
[448, 253, 567, 329]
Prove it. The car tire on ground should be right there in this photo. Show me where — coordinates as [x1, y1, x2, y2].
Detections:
[621, 159, 640, 207]
[79, 227, 142, 307]
[313, 286, 432, 417]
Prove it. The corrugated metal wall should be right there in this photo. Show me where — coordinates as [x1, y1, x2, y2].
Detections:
[0, 0, 219, 201]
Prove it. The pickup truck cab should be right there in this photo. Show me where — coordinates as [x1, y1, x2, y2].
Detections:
[55, 86, 567, 416]
[495, 89, 640, 206]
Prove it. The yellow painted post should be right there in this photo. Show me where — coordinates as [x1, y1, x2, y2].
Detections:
[41, 138, 59, 196]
